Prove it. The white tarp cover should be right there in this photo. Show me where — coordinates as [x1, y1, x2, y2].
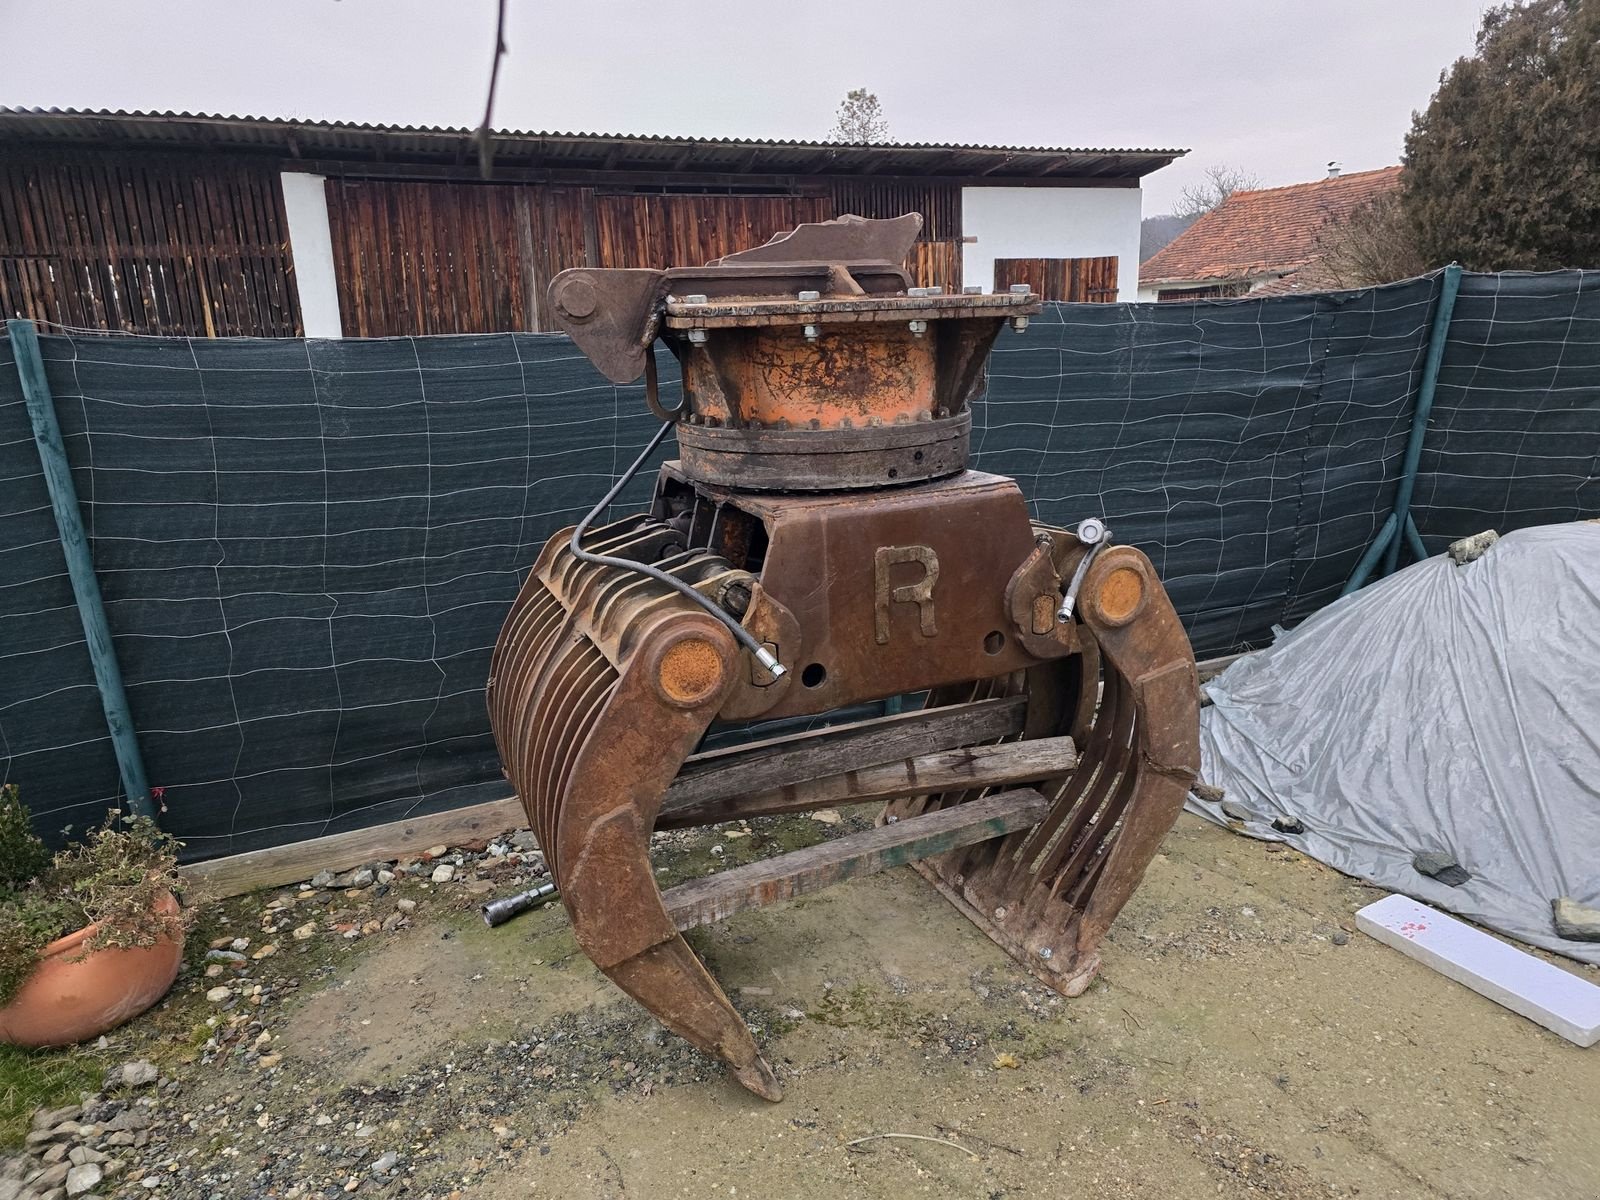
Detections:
[1191, 522, 1600, 964]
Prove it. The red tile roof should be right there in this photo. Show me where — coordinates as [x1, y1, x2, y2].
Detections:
[1140, 166, 1402, 286]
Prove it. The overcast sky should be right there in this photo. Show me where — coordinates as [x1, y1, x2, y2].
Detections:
[3, 0, 1487, 213]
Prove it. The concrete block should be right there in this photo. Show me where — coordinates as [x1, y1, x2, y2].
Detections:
[1356, 894, 1600, 1048]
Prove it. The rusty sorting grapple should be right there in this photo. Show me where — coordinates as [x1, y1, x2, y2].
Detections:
[487, 214, 1199, 1101]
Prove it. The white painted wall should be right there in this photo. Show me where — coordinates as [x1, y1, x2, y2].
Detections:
[962, 186, 1144, 302]
[279, 173, 344, 338]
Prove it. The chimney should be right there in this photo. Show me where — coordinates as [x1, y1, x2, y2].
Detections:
[1327, 161, 1342, 179]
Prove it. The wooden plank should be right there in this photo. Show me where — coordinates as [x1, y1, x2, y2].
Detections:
[662, 788, 1048, 932]
[1356, 894, 1600, 1047]
[661, 734, 1077, 828]
[182, 795, 526, 897]
[662, 694, 1027, 816]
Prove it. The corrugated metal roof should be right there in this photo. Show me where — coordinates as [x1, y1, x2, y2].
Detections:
[0, 108, 1185, 181]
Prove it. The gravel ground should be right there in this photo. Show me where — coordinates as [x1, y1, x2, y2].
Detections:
[3, 810, 1598, 1199]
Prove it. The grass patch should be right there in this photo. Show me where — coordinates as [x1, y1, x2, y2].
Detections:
[0, 1042, 107, 1149]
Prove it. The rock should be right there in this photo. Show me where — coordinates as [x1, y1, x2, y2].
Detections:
[204, 964, 224, 978]
[809, 810, 841, 825]
[1271, 814, 1306, 835]
[424, 844, 448, 859]
[1219, 799, 1252, 822]
[32, 1162, 70, 1189]
[465, 880, 494, 896]
[43, 1143, 68, 1164]
[1190, 781, 1226, 804]
[371, 1151, 399, 1175]
[1331, 929, 1350, 946]
[510, 830, 540, 852]
[376, 869, 395, 885]
[430, 864, 455, 883]
[204, 949, 245, 964]
[1448, 529, 1499, 565]
[310, 870, 337, 889]
[65, 1162, 102, 1196]
[205, 986, 233, 1003]
[351, 868, 375, 888]
[395, 899, 416, 914]
[66, 1148, 106, 1166]
[1412, 850, 1471, 887]
[258, 1053, 282, 1069]
[292, 922, 318, 941]
[120, 1061, 159, 1088]
[229, 937, 249, 952]
[31, 1106, 80, 1133]
[251, 943, 278, 960]
[1552, 896, 1600, 942]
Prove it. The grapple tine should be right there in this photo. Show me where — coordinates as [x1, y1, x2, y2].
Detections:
[488, 214, 1197, 1101]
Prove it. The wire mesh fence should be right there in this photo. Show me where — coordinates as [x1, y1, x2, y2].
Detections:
[1, 270, 1595, 859]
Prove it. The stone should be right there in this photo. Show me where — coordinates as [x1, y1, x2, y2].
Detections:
[32, 1163, 69, 1190]
[120, 1061, 159, 1088]
[43, 1143, 68, 1164]
[292, 922, 318, 941]
[465, 880, 494, 896]
[424, 845, 448, 859]
[1190, 781, 1225, 804]
[1219, 799, 1252, 822]
[205, 986, 233, 1003]
[1331, 929, 1350, 946]
[31, 1106, 80, 1133]
[350, 868, 374, 888]
[66, 1148, 105, 1166]
[370, 1151, 399, 1175]
[430, 864, 455, 883]
[1448, 528, 1499, 565]
[310, 870, 337, 889]
[376, 869, 395, 885]
[1553, 897, 1600, 942]
[251, 943, 279, 960]
[1412, 850, 1471, 887]
[395, 899, 416, 914]
[1271, 814, 1306, 835]
[65, 1162, 102, 1196]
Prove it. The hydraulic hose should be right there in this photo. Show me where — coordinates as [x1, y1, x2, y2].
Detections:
[568, 413, 786, 679]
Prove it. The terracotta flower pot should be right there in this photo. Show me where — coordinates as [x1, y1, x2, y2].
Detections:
[0, 889, 184, 1048]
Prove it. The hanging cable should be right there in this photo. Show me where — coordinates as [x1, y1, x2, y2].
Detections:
[568, 402, 786, 679]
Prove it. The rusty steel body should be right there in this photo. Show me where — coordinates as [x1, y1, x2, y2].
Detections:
[487, 214, 1199, 1101]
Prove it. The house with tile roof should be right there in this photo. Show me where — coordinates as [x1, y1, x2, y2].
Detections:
[1137, 165, 1402, 302]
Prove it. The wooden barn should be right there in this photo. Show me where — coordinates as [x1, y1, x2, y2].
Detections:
[0, 109, 1183, 338]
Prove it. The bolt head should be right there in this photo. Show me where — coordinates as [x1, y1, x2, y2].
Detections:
[1076, 517, 1106, 545]
[687, 328, 709, 345]
[684, 293, 709, 305]
[803, 324, 820, 340]
[1010, 316, 1030, 333]
[962, 285, 983, 295]
[797, 290, 821, 302]
[908, 319, 928, 336]
[1009, 284, 1032, 295]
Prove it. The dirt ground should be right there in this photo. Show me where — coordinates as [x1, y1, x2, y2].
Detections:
[14, 810, 1600, 1200]
[453, 815, 1600, 1200]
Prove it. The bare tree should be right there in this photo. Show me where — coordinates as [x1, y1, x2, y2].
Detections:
[1173, 164, 1262, 219]
[1314, 192, 1429, 289]
[830, 88, 890, 144]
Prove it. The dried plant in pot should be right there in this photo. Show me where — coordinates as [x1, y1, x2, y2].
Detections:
[0, 785, 192, 1048]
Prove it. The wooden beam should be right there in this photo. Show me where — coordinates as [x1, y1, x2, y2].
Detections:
[662, 788, 1048, 931]
[182, 796, 524, 897]
[660, 735, 1077, 828]
[663, 695, 1027, 816]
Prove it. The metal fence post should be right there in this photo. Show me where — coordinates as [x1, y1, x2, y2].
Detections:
[1381, 263, 1463, 577]
[7, 319, 155, 820]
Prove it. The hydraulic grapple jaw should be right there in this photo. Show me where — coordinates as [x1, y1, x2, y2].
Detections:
[486, 215, 1199, 1101]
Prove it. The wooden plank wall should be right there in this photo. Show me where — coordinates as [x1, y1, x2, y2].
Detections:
[993, 256, 1119, 303]
[325, 180, 533, 337]
[0, 152, 302, 337]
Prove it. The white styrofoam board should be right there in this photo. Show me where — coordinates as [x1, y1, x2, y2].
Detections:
[1355, 893, 1600, 1047]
